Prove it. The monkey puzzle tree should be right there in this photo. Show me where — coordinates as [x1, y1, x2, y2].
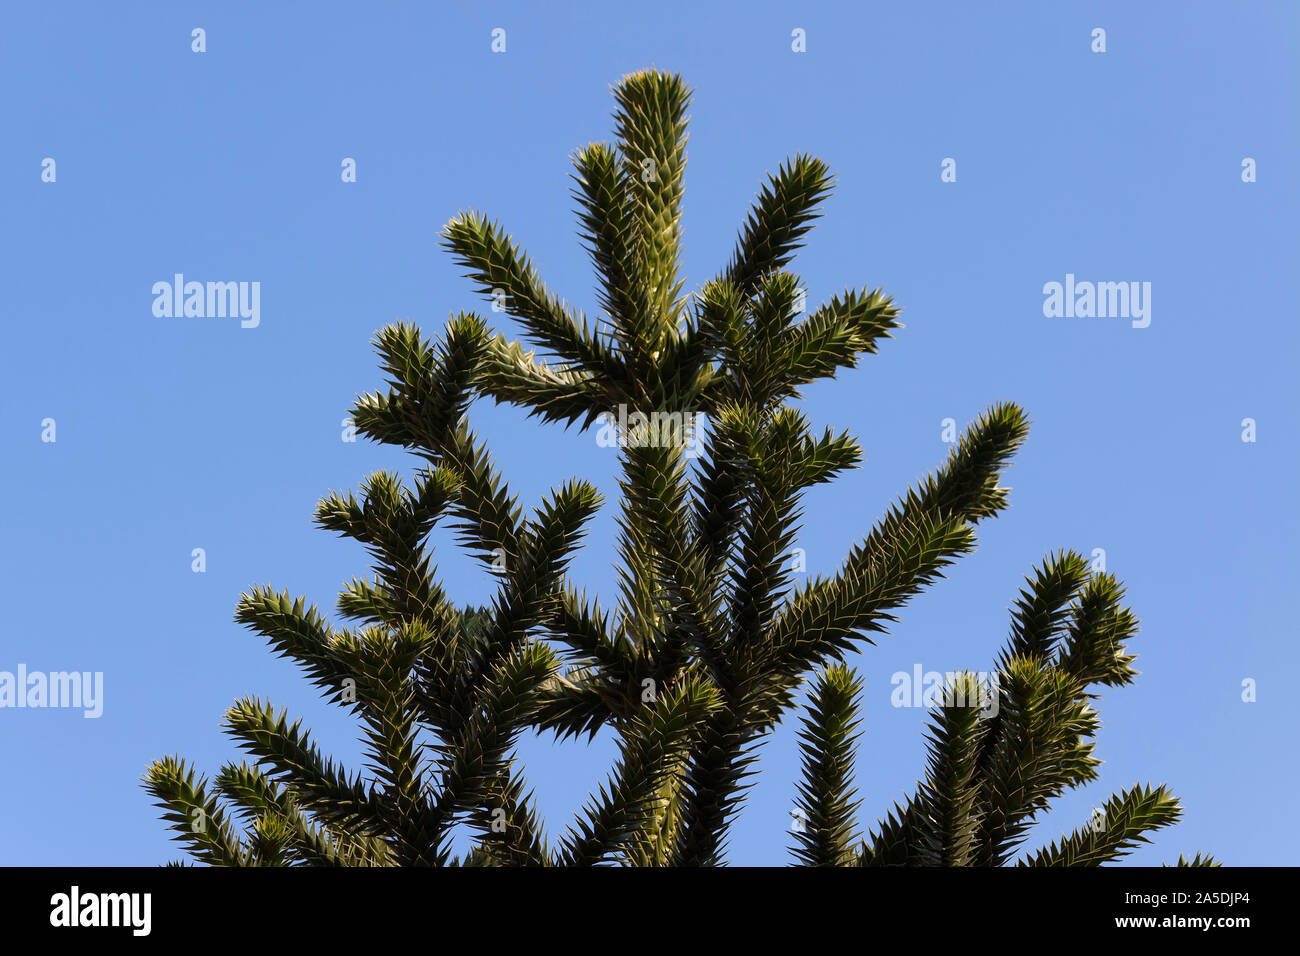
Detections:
[145, 69, 1212, 867]
[793, 552, 1215, 867]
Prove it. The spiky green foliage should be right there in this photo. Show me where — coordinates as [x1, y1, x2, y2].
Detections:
[852, 554, 1207, 866]
[791, 664, 864, 866]
[147, 69, 1207, 866]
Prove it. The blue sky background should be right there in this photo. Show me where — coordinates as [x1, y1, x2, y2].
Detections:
[2, 1, 1295, 866]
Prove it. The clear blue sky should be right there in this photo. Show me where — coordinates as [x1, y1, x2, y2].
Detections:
[2, 1, 1295, 866]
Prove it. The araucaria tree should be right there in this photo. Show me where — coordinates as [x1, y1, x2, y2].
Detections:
[146, 70, 1213, 867]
